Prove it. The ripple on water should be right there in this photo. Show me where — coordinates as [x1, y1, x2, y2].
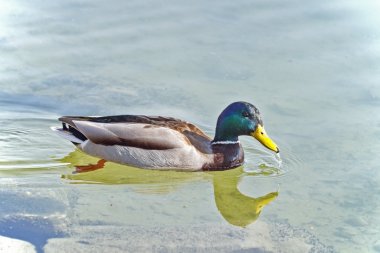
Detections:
[0, 160, 66, 170]
[0, 160, 69, 180]
[242, 140, 303, 178]
[0, 100, 71, 164]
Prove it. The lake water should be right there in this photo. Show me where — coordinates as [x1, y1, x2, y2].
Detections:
[1, 0, 380, 252]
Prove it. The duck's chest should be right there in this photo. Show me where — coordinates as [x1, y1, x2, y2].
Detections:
[202, 143, 244, 171]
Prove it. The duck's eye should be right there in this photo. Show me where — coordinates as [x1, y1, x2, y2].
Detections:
[242, 111, 250, 118]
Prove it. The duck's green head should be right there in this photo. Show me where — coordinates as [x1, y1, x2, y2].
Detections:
[213, 101, 279, 153]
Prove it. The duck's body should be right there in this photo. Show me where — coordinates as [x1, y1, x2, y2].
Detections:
[52, 102, 278, 171]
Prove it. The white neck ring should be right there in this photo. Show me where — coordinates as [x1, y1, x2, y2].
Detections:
[211, 140, 240, 145]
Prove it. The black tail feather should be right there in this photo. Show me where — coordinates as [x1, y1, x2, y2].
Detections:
[61, 123, 87, 142]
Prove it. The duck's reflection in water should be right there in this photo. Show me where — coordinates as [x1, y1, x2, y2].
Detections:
[60, 150, 278, 227]
[212, 168, 278, 227]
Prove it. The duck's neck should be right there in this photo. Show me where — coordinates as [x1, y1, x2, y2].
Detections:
[212, 116, 241, 144]
[211, 139, 240, 145]
[210, 127, 242, 169]
[212, 131, 239, 144]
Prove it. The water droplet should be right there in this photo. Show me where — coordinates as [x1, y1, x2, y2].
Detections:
[275, 153, 282, 168]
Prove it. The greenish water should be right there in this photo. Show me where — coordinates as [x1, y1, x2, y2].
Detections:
[1, 0, 380, 252]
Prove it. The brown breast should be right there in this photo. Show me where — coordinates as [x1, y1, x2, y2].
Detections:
[202, 143, 244, 171]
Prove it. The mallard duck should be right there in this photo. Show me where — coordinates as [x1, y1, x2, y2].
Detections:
[51, 101, 279, 171]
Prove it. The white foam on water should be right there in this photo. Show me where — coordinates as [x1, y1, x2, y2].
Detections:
[0, 236, 36, 253]
[275, 153, 283, 169]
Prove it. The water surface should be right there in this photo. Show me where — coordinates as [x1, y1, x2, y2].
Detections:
[1, 0, 380, 252]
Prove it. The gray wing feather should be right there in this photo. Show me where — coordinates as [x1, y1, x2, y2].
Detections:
[73, 121, 187, 150]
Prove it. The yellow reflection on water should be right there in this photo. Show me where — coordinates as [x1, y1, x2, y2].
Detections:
[60, 150, 208, 193]
[61, 149, 278, 227]
[212, 168, 278, 227]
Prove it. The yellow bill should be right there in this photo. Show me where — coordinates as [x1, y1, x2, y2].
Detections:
[251, 124, 279, 153]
